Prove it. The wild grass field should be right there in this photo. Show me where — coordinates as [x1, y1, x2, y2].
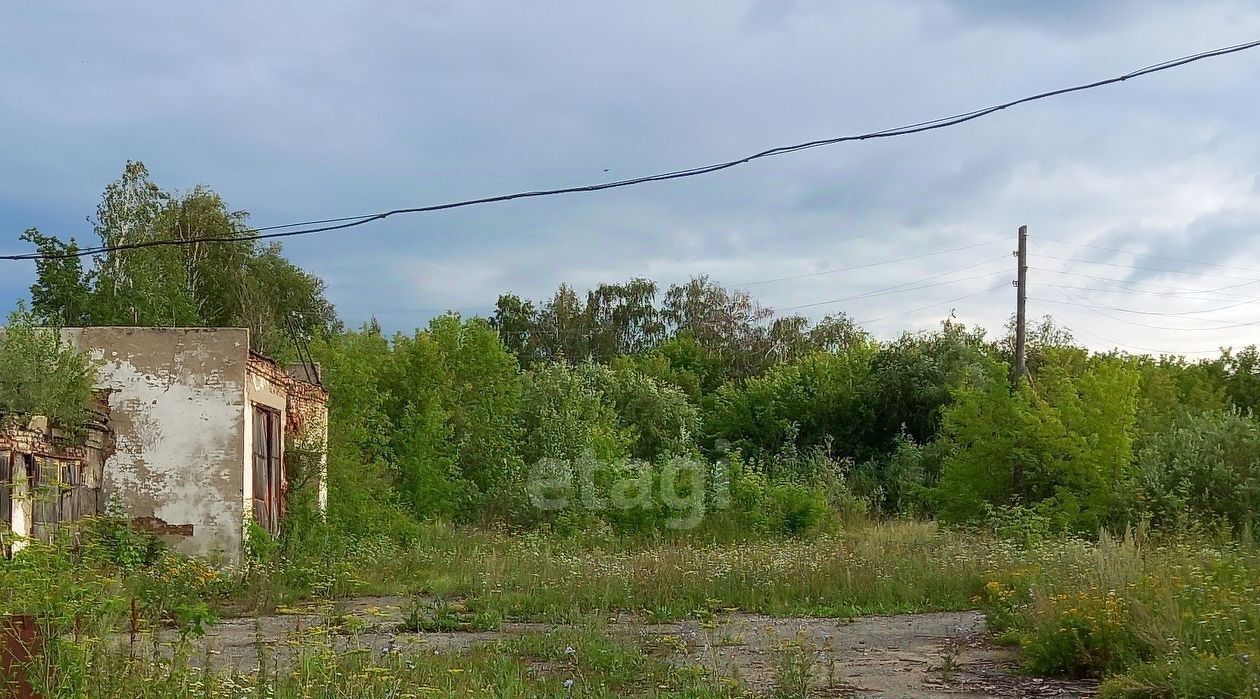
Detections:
[4, 517, 1258, 697]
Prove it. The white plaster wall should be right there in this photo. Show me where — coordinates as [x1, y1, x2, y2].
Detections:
[67, 328, 249, 562]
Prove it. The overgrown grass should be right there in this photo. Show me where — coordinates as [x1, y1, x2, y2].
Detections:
[980, 529, 1260, 698]
[380, 520, 990, 622]
[6, 517, 1260, 696]
[32, 620, 744, 698]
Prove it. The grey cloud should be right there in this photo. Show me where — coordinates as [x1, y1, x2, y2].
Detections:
[3, 1, 1260, 354]
[932, 0, 1153, 34]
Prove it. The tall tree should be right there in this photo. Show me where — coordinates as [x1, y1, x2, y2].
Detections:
[662, 275, 775, 380]
[534, 285, 592, 363]
[584, 278, 663, 360]
[20, 229, 92, 326]
[22, 161, 338, 355]
[492, 293, 541, 366]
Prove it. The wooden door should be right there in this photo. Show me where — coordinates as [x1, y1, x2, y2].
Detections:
[251, 406, 283, 535]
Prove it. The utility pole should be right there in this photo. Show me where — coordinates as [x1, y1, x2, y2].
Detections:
[1013, 225, 1028, 387]
[1012, 225, 1028, 505]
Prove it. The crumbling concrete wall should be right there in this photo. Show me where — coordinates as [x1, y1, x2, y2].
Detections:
[286, 377, 330, 513]
[64, 328, 249, 561]
[0, 402, 112, 551]
[245, 352, 287, 535]
[246, 355, 329, 519]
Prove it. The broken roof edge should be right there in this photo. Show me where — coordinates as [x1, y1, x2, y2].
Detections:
[248, 350, 328, 397]
[61, 326, 252, 334]
[56, 326, 323, 395]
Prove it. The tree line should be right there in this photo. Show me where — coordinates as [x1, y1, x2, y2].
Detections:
[15, 163, 1260, 539]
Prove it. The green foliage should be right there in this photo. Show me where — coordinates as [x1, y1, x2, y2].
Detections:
[612, 332, 725, 402]
[766, 481, 832, 536]
[23, 161, 338, 356]
[857, 321, 989, 455]
[313, 316, 528, 525]
[519, 362, 629, 464]
[387, 315, 525, 514]
[1129, 410, 1260, 531]
[20, 229, 92, 326]
[310, 327, 418, 539]
[244, 519, 279, 568]
[0, 516, 227, 642]
[934, 349, 1140, 532]
[308, 282, 1260, 542]
[497, 277, 869, 390]
[0, 305, 97, 428]
[981, 531, 1260, 697]
[492, 278, 663, 366]
[579, 362, 700, 459]
[1133, 354, 1229, 436]
[660, 276, 779, 380]
[1217, 345, 1260, 415]
[79, 508, 165, 570]
[706, 347, 877, 465]
[851, 432, 944, 516]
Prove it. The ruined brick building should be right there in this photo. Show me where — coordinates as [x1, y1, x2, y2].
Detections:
[0, 328, 328, 563]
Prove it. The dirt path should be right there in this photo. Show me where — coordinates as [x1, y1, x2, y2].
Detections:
[156, 597, 1095, 697]
[638, 611, 1094, 697]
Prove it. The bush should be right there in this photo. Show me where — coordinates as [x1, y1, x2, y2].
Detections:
[519, 362, 630, 465]
[0, 305, 97, 429]
[703, 453, 839, 537]
[850, 432, 942, 516]
[0, 516, 227, 640]
[1128, 410, 1260, 531]
[766, 482, 831, 535]
[934, 350, 1138, 533]
[579, 363, 700, 459]
[705, 349, 876, 464]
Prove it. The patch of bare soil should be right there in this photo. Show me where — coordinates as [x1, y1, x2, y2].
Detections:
[155, 599, 1095, 697]
[638, 611, 1096, 698]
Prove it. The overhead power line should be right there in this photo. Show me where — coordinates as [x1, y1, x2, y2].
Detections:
[1050, 320, 1225, 356]
[1036, 286, 1260, 332]
[1039, 254, 1260, 282]
[1040, 236, 1260, 276]
[778, 256, 1009, 311]
[858, 282, 1007, 325]
[733, 238, 1003, 287]
[1029, 266, 1260, 298]
[1040, 283, 1260, 317]
[1036, 282, 1260, 304]
[6, 38, 1260, 262]
[1033, 297, 1254, 331]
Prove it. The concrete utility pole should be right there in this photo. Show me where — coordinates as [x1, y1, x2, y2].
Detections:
[1011, 225, 1029, 504]
[1013, 225, 1028, 387]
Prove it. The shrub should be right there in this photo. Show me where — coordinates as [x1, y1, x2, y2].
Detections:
[1128, 410, 1260, 532]
[766, 482, 832, 535]
[934, 350, 1138, 533]
[519, 362, 630, 465]
[0, 305, 97, 429]
[579, 362, 701, 459]
[705, 348, 876, 464]
[850, 432, 943, 516]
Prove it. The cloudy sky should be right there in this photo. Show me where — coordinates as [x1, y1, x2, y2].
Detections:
[3, 1, 1259, 355]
